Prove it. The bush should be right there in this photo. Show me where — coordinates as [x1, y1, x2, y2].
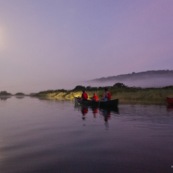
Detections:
[113, 83, 128, 88]
[73, 85, 86, 91]
[15, 92, 25, 96]
[0, 91, 12, 96]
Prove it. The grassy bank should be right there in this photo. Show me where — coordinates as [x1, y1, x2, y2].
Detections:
[110, 88, 173, 104]
[31, 84, 173, 105]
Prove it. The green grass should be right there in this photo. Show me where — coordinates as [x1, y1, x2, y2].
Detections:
[31, 84, 173, 105]
[110, 88, 173, 104]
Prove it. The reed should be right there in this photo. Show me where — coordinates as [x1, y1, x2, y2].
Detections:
[32, 85, 173, 104]
[110, 88, 173, 104]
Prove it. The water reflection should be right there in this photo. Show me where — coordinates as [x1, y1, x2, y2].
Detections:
[0, 96, 11, 101]
[167, 105, 173, 112]
[0, 98, 173, 173]
[76, 104, 119, 125]
[92, 107, 99, 118]
[81, 106, 88, 120]
[15, 95, 25, 99]
[99, 108, 111, 122]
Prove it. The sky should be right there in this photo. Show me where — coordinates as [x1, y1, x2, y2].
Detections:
[0, 0, 173, 93]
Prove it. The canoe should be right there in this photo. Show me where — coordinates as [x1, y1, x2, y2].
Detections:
[166, 97, 173, 106]
[75, 98, 119, 108]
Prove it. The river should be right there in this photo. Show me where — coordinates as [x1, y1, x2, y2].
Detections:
[0, 97, 172, 173]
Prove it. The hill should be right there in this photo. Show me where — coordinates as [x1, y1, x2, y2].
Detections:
[90, 70, 173, 88]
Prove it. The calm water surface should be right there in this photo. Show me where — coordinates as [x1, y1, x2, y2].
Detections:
[0, 97, 173, 173]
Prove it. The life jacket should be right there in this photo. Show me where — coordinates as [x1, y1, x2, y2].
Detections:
[93, 94, 99, 101]
[82, 92, 88, 100]
[106, 92, 111, 100]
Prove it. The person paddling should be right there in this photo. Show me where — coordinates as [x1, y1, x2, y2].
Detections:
[92, 93, 99, 101]
[81, 90, 88, 101]
[102, 88, 111, 101]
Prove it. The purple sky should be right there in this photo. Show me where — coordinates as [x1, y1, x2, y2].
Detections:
[0, 0, 173, 93]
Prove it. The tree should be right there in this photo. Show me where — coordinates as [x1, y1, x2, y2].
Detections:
[73, 85, 86, 91]
[113, 83, 127, 88]
[0, 91, 12, 96]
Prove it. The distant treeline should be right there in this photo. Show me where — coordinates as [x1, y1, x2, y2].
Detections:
[1, 83, 173, 98]
[32, 83, 173, 94]
[0, 91, 25, 96]
[0, 91, 12, 96]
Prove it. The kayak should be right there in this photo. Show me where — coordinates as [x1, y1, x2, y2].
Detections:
[75, 98, 119, 108]
[166, 97, 173, 106]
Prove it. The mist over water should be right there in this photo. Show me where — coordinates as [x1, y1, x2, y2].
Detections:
[88, 77, 173, 88]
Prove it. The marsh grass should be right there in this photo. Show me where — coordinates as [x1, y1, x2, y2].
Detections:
[110, 88, 173, 104]
[32, 85, 173, 105]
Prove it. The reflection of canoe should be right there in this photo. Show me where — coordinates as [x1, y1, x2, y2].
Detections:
[166, 97, 173, 106]
[75, 98, 119, 108]
[167, 105, 173, 111]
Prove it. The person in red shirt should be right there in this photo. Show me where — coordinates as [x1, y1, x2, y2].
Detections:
[92, 93, 99, 101]
[106, 91, 111, 100]
[81, 90, 88, 101]
[102, 88, 111, 101]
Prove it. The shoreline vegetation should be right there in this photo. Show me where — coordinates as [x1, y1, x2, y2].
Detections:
[30, 83, 173, 105]
[1, 83, 173, 105]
